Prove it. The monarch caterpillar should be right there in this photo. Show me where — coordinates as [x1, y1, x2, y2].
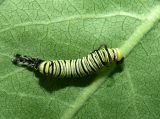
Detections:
[12, 45, 123, 78]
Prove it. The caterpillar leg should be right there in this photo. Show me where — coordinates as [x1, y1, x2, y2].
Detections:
[12, 54, 43, 70]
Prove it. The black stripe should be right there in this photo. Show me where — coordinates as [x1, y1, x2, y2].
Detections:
[86, 56, 96, 72]
[70, 60, 73, 78]
[90, 52, 100, 69]
[63, 60, 67, 78]
[75, 59, 81, 77]
[112, 49, 116, 61]
[102, 51, 106, 60]
[51, 61, 54, 77]
[43, 62, 47, 74]
[48, 61, 51, 75]
[57, 61, 61, 77]
[81, 58, 88, 75]
[105, 48, 112, 63]
[96, 50, 105, 65]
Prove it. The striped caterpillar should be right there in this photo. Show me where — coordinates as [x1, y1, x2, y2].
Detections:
[12, 45, 123, 78]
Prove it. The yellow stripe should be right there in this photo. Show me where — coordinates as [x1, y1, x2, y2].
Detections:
[83, 57, 92, 73]
[101, 48, 108, 62]
[88, 54, 99, 70]
[65, 60, 71, 77]
[45, 61, 50, 75]
[116, 48, 123, 61]
[54, 60, 60, 77]
[38, 61, 46, 74]
[49, 61, 52, 75]
[59, 60, 66, 78]
[71, 60, 76, 77]
[108, 49, 114, 61]
[77, 59, 86, 76]
[93, 51, 103, 67]
[99, 49, 106, 62]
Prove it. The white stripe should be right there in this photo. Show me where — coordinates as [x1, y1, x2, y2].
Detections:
[98, 50, 105, 62]
[76, 59, 81, 75]
[66, 61, 68, 76]
[87, 56, 96, 71]
[71, 60, 74, 76]
[70, 60, 73, 76]
[113, 49, 118, 60]
[104, 49, 109, 62]
[92, 53, 100, 67]
[82, 58, 89, 73]
[59, 61, 63, 76]
[53, 61, 56, 77]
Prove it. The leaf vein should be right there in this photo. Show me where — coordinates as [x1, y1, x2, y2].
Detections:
[0, 69, 24, 80]
[0, 88, 70, 107]
[0, 12, 144, 34]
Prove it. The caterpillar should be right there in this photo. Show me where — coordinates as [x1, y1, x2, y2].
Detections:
[12, 45, 123, 78]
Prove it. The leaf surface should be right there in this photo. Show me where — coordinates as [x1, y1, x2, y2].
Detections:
[0, 0, 160, 119]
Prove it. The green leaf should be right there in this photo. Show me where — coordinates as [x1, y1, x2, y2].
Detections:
[0, 0, 160, 119]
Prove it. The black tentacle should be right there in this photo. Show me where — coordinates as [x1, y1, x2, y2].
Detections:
[12, 54, 43, 70]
